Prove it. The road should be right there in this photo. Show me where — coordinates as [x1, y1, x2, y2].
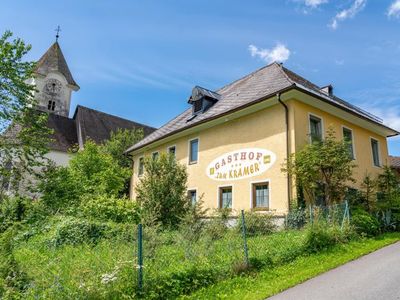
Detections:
[269, 242, 400, 300]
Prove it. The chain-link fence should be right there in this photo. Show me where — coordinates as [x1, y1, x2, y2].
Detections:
[8, 202, 351, 299]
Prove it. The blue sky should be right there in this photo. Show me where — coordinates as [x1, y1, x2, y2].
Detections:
[1, 0, 400, 154]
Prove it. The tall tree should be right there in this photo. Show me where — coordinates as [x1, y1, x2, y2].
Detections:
[282, 128, 356, 205]
[0, 31, 50, 198]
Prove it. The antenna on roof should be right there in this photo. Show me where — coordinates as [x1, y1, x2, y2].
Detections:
[55, 25, 61, 42]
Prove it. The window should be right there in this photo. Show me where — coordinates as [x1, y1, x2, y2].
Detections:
[152, 152, 159, 160]
[371, 138, 380, 167]
[168, 146, 176, 157]
[252, 182, 269, 209]
[343, 127, 355, 160]
[189, 138, 199, 164]
[193, 100, 203, 114]
[219, 186, 232, 209]
[188, 190, 197, 205]
[138, 157, 144, 176]
[47, 100, 55, 111]
[309, 115, 322, 143]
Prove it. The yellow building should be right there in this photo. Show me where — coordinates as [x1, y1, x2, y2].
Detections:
[126, 63, 398, 215]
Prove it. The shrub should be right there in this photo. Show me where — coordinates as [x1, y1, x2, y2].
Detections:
[203, 208, 231, 240]
[0, 228, 30, 298]
[81, 195, 140, 223]
[51, 217, 110, 246]
[351, 210, 380, 237]
[286, 207, 307, 229]
[136, 153, 189, 229]
[304, 222, 353, 253]
[237, 211, 276, 236]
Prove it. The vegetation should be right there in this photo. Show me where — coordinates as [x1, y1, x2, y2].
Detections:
[136, 153, 189, 228]
[0, 30, 51, 198]
[282, 128, 355, 205]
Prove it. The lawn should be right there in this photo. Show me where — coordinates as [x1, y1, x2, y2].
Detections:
[183, 232, 400, 300]
[7, 216, 400, 299]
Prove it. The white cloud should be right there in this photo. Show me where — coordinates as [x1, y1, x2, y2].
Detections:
[388, 0, 400, 18]
[248, 43, 291, 64]
[335, 59, 345, 65]
[304, 0, 328, 8]
[329, 0, 367, 30]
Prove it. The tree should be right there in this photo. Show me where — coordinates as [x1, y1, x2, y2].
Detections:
[135, 153, 189, 228]
[39, 140, 131, 214]
[102, 128, 144, 169]
[0, 31, 50, 199]
[282, 128, 356, 206]
[376, 166, 400, 228]
[359, 173, 377, 213]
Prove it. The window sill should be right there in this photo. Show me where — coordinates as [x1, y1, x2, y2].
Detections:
[188, 161, 198, 165]
[252, 207, 269, 211]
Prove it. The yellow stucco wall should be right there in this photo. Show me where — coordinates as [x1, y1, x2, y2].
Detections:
[289, 99, 389, 185]
[131, 104, 290, 215]
[130, 95, 391, 214]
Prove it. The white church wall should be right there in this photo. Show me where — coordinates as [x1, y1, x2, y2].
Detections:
[45, 150, 73, 167]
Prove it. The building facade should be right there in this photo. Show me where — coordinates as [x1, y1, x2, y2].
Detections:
[127, 63, 398, 215]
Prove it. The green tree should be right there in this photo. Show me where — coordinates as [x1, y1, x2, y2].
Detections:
[102, 128, 144, 169]
[39, 140, 131, 214]
[376, 166, 400, 229]
[359, 173, 377, 213]
[0, 31, 50, 198]
[282, 128, 356, 205]
[135, 153, 188, 228]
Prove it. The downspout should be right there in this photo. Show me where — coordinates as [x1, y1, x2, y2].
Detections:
[277, 93, 291, 210]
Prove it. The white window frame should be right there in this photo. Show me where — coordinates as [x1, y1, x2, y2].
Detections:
[370, 137, 381, 168]
[341, 125, 356, 160]
[249, 179, 271, 210]
[167, 145, 177, 157]
[187, 188, 198, 205]
[308, 112, 324, 143]
[188, 137, 200, 165]
[152, 151, 159, 160]
[217, 184, 234, 209]
[138, 156, 144, 177]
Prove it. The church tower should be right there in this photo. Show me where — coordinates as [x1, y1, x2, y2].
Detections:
[32, 41, 79, 117]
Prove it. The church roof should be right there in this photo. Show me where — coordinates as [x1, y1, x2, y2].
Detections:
[35, 42, 79, 88]
[127, 62, 399, 153]
[72, 105, 156, 146]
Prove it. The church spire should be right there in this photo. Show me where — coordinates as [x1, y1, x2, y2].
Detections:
[55, 25, 61, 42]
[35, 41, 79, 89]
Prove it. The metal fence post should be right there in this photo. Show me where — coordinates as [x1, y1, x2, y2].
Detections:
[137, 223, 143, 293]
[240, 210, 249, 267]
[341, 200, 349, 230]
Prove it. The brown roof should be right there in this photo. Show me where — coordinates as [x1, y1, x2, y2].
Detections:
[390, 156, 400, 169]
[35, 42, 79, 88]
[72, 105, 156, 146]
[127, 62, 398, 153]
[48, 114, 78, 151]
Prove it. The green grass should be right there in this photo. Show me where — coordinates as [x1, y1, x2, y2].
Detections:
[183, 232, 400, 300]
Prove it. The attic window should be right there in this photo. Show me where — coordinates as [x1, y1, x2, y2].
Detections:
[188, 86, 221, 118]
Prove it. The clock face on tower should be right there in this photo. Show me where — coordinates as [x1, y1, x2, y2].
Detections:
[44, 78, 62, 95]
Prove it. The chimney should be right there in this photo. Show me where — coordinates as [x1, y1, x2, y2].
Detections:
[320, 85, 333, 96]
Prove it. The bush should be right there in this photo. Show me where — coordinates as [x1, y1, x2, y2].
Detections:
[203, 209, 231, 240]
[286, 207, 307, 229]
[351, 210, 380, 237]
[0, 228, 30, 298]
[81, 195, 140, 223]
[51, 217, 111, 246]
[135, 153, 189, 229]
[304, 222, 354, 253]
[237, 211, 276, 236]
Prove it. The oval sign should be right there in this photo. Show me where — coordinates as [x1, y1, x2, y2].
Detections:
[206, 148, 276, 181]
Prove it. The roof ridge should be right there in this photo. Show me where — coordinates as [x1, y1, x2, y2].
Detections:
[75, 105, 157, 130]
[217, 62, 279, 93]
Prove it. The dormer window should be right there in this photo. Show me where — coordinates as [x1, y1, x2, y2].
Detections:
[188, 86, 221, 118]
